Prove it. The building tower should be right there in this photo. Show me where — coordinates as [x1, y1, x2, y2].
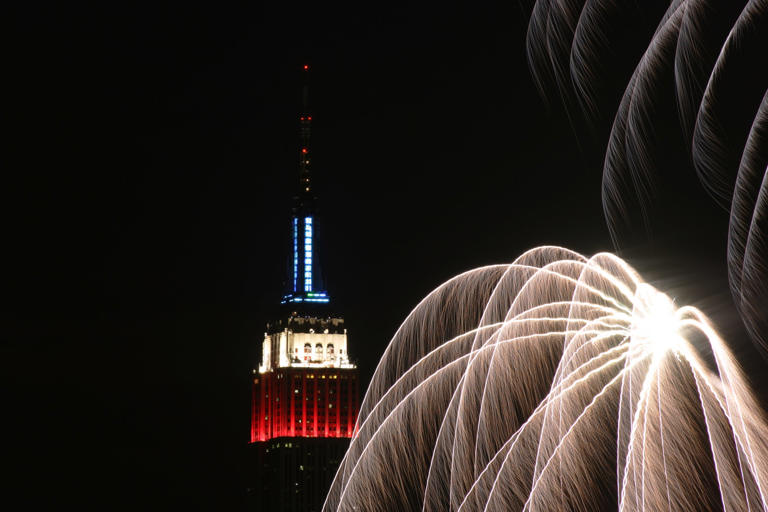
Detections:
[247, 65, 360, 512]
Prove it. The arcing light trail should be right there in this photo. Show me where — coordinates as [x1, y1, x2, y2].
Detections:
[323, 247, 768, 511]
[526, 0, 768, 355]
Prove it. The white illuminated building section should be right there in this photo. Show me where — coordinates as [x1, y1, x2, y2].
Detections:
[258, 316, 355, 373]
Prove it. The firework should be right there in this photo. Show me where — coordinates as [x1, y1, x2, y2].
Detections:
[526, 0, 768, 355]
[323, 247, 768, 511]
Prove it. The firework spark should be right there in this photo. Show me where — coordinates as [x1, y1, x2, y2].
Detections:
[323, 247, 768, 511]
[526, 0, 768, 355]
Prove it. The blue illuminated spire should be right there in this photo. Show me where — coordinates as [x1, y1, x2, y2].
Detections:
[282, 64, 329, 306]
[292, 218, 298, 292]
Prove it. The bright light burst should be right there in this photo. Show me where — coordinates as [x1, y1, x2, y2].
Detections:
[631, 284, 683, 360]
[323, 247, 768, 511]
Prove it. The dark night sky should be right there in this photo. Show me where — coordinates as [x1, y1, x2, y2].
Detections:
[8, 1, 758, 509]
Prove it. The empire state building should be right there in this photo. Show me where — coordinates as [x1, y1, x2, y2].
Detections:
[247, 65, 360, 511]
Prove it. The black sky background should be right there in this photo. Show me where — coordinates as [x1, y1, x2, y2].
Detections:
[8, 1, 762, 509]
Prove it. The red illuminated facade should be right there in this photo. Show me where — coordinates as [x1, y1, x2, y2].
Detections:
[251, 367, 359, 442]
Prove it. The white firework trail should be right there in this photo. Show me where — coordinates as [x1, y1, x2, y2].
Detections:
[526, 0, 768, 355]
[322, 247, 768, 511]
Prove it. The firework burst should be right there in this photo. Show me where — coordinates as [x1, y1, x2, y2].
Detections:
[323, 247, 768, 511]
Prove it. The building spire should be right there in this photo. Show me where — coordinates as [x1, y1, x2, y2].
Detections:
[298, 64, 312, 198]
[282, 64, 329, 306]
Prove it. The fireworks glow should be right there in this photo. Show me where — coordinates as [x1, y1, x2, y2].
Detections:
[526, 0, 768, 355]
[323, 247, 768, 511]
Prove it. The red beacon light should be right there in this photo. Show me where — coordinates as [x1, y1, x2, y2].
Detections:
[303, 64, 309, 70]
[301, 148, 308, 154]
